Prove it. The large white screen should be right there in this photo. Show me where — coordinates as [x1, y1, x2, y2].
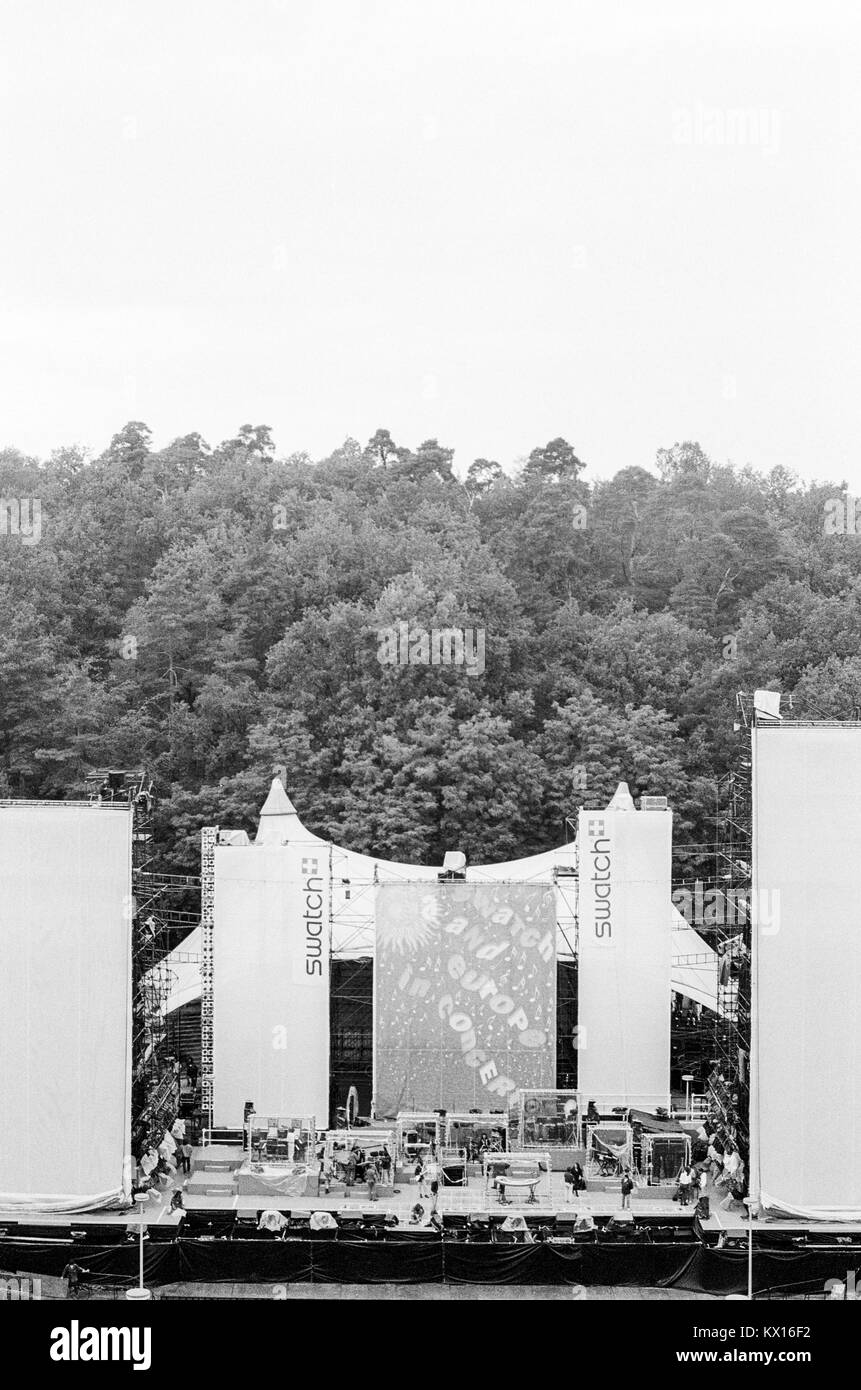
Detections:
[577, 808, 672, 1111]
[214, 844, 330, 1127]
[751, 725, 861, 1216]
[0, 804, 132, 1211]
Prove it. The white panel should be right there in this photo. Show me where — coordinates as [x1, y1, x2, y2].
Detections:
[577, 808, 672, 1111]
[214, 843, 330, 1127]
[0, 804, 132, 1210]
[751, 725, 861, 1216]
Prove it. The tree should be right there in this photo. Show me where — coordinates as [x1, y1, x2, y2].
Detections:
[522, 437, 584, 484]
[365, 428, 401, 469]
[102, 422, 152, 479]
[0, 417, 856, 877]
[466, 457, 503, 492]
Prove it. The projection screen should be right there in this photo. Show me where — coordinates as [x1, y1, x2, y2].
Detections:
[214, 843, 330, 1128]
[751, 724, 861, 1217]
[374, 881, 556, 1117]
[0, 803, 133, 1211]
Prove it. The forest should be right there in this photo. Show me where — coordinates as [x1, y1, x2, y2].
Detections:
[0, 422, 856, 874]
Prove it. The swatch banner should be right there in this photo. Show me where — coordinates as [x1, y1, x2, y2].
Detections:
[214, 842, 330, 1128]
[576, 807, 672, 1111]
[374, 881, 556, 1118]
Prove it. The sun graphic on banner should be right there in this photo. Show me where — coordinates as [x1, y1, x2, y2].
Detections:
[377, 900, 440, 955]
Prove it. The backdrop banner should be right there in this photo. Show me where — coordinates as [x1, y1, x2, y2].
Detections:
[374, 881, 556, 1117]
[214, 842, 330, 1128]
[751, 724, 861, 1217]
[577, 806, 672, 1111]
[0, 803, 133, 1211]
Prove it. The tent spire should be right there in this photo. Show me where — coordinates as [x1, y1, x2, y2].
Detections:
[255, 777, 299, 844]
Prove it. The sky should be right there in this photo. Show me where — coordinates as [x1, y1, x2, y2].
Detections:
[1, 0, 860, 485]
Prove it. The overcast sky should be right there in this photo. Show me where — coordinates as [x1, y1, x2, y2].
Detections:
[1, 1, 860, 485]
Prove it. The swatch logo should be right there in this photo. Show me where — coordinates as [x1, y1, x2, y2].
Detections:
[586, 819, 612, 941]
[301, 855, 324, 977]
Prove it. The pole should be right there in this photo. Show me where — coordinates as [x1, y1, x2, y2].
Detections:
[748, 1199, 754, 1300]
[726, 1197, 755, 1302]
[126, 1191, 153, 1301]
[742, 1194, 755, 1300]
[682, 1074, 694, 1122]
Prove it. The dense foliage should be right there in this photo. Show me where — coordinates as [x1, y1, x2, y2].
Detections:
[0, 423, 854, 872]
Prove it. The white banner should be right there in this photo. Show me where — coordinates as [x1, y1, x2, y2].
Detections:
[0, 804, 132, 1210]
[577, 806, 672, 1111]
[751, 725, 861, 1216]
[214, 841, 330, 1128]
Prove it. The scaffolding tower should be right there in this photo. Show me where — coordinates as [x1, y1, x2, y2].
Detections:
[706, 719, 753, 1165]
[86, 769, 200, 1152]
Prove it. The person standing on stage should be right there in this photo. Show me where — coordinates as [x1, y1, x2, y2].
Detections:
[425, 1155, 440, 1214]
[366, 1159, 380, 1202]
[317, 1153, 333, 1196]
[677, 1163, 694, 1206]
[620, 1167, 634, 1210]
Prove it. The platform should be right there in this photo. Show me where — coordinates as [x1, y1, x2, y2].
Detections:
[4, 1148, 859, 1242]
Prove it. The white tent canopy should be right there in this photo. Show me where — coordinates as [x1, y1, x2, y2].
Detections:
[162, 778, 718, 1015]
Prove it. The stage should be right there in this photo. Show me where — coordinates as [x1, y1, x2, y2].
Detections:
[3, 1146, 861, 1299]
[9, 1146, 861, 1235]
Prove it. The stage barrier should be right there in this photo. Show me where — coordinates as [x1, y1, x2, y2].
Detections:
[5, 1232, 858, 1295]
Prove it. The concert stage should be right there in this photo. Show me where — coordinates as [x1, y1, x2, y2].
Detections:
[3, 1155, 860, 1298]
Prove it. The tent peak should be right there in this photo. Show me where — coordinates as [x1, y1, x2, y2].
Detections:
[259, 777, 297, 818]
[606, 781, 636, 811]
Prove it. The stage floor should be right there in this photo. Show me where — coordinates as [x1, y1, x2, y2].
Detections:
[6, 1148, 861, 1237]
